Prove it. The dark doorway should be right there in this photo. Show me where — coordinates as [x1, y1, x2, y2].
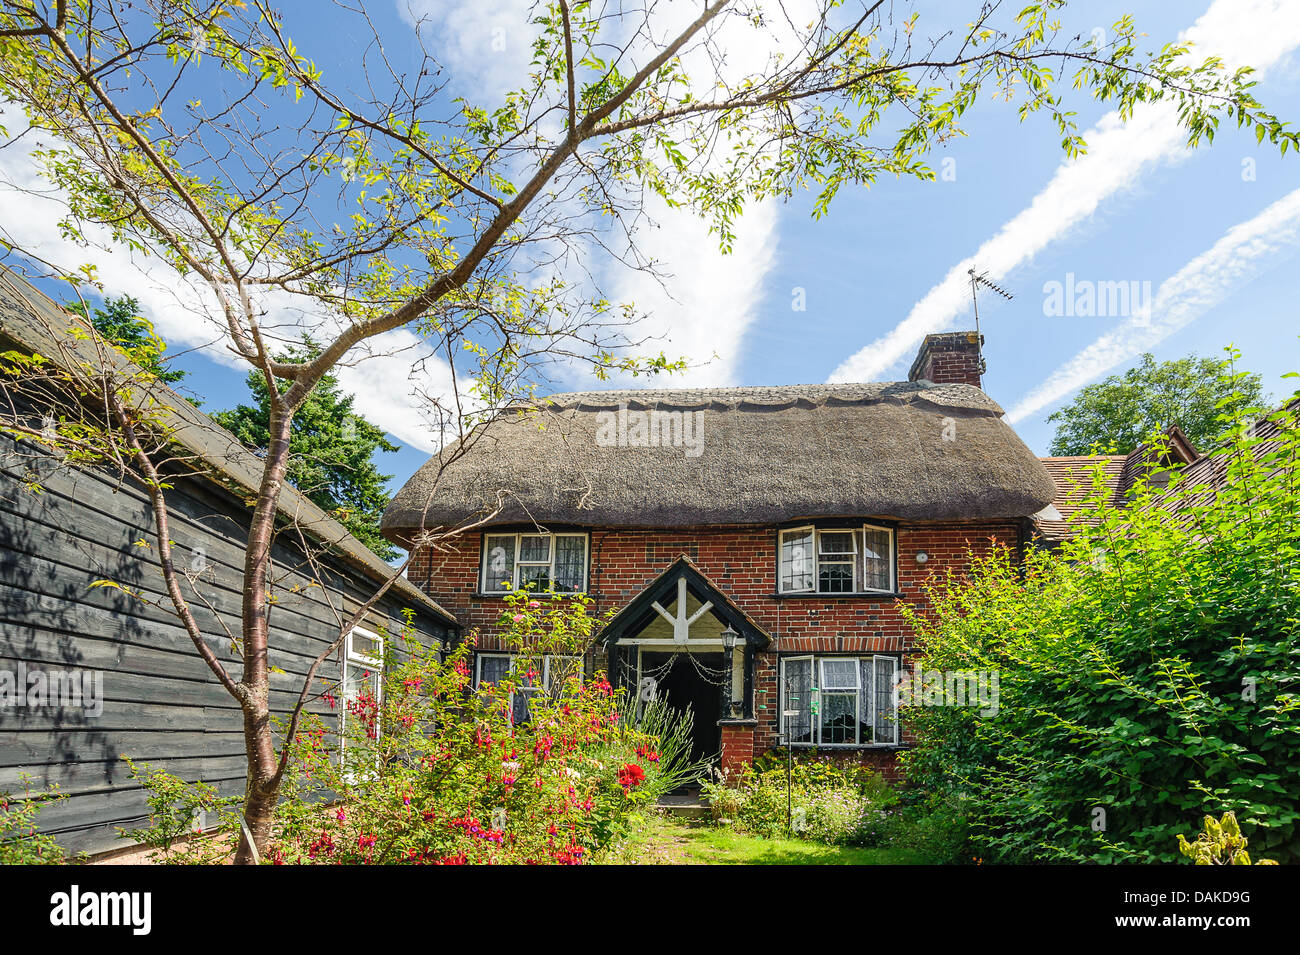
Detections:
[641, 650, 722, 766]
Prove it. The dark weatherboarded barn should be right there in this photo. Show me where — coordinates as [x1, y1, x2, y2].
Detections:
[0, 267, 457, 856]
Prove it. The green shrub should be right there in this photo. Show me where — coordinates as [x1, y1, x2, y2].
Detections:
[904, 374, 1300, 863]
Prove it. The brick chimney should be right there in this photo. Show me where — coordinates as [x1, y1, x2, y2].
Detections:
[907, 331, 984, 389]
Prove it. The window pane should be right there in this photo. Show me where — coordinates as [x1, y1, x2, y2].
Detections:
[818, 531, 855, 555]
[477, 655, 511, 687]
[818, 561, 854, 593]
[512, 686, 540, 725]
[342, 662, 381, 742]
[782, 658, 813, 744]
[859, 658, 874, 743]
[349, 630, 381, 661]
[519, 534, 551, 563]
[875, 657, 898, 744]
[820, 692, 857, 744]
[553, 536, 586, 592]
[518, 564, 553, 592]
[483, 536, 516, 592]
[821, 658, 858, 689]
[862, 527, 892, 591]
[780, 529, 814, 592]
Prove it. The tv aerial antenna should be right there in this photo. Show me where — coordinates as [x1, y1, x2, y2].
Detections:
[967, 268, 1013, 374]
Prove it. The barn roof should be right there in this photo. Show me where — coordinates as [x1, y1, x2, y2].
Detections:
[382, 379, 1056, 535]
[0, 265, 457, 628]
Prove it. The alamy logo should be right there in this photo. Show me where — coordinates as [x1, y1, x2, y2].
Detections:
[897, 665, 1000, 717]
[594, 403, 704, 458]
[50, 885, 151, 935]
[0, 663, 102, 717]
[1042, 272, 1153, 320]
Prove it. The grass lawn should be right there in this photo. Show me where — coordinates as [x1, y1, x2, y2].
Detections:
[598, 812, 932, 865]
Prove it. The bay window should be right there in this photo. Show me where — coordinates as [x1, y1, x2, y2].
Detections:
[778, 524, 895, 594]
[481, 532, 588, 594]
[779, 654, 899, 747]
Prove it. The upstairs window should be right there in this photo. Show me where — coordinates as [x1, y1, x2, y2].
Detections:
[481, 532, 588, 594]
[778, 525, 895, 594]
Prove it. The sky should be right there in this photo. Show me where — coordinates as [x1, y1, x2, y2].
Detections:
[2, 0, 1299, 496]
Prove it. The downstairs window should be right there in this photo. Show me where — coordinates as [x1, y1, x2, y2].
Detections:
[779, 654, 899, 747]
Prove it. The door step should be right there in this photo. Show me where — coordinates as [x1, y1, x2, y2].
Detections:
[658, 794, 710, 819]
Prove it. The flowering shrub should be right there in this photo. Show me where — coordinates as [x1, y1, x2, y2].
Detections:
[0, 775, 70, 865]
[702, 756, 898, 845]
[264, 590, 679, 864]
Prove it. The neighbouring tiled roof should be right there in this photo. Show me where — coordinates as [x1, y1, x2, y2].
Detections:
[1032, 455, 1128, 542]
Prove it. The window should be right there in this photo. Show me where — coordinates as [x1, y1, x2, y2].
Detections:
[779, 654, 898, 747]
[476, 652, 584, 724]
[341, 627, 384, 754]
[480, 532, 588, 594]
[778, 525, 895, 594]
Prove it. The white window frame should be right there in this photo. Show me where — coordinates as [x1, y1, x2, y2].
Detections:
[779, 654, 815, 744]
[871, 654, 899, 745]
[543, 654, 583, 694]
[860, 523, 897, 593]
[817, 529, 858, 594]
[780, 653, 900, 749]
[778, 526, 816, 594]
[479, 532, 589, 594]
[341, 627, 384, 760]
[778, 525, 896, 595]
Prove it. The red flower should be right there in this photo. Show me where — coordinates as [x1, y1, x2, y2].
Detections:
[617, 763, 646, 789]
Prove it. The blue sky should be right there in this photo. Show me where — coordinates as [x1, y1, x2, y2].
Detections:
[4, 0, 1299, 493]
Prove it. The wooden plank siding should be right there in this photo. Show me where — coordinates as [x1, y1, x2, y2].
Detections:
[0, 427, 456, 855]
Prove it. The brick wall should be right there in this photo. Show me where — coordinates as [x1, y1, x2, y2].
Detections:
[407, 520, 1021, 773]
[907, 330, 984, 388]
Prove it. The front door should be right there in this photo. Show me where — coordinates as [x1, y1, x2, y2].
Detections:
[640, 650, 722, 766]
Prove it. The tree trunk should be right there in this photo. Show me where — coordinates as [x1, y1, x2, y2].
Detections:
[232, 400, 296, 864]
[233, 700, 279, 864]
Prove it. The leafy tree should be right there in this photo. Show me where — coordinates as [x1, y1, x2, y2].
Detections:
[212, 341, 399, 561]
[66, 295, 186, 384]
[1, 0, 1294, 864]
[1047, 352, 1266, 455]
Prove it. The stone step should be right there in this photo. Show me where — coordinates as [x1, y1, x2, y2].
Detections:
[658, 795, 710, 819]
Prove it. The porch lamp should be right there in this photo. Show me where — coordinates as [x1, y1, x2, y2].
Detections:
[721, 624, 741, 718]
[720, 624, 739, 652]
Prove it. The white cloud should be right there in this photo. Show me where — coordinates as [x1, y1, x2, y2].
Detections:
[1006, 186, 1300, 424]
[397, 0, 537, 107]
[828, 0, 1300, 384]
[603, 196, 780, 387]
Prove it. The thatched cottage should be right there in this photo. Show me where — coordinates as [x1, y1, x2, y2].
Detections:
[382, 332, 1055, 777]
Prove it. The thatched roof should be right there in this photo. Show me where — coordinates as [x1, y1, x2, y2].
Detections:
[0, 266, 457, 626]
[382, 380, 1056, 535]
